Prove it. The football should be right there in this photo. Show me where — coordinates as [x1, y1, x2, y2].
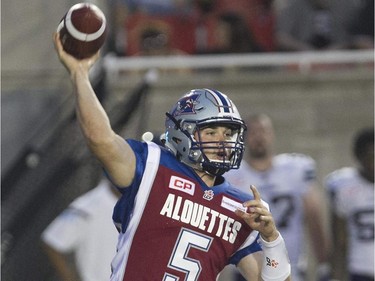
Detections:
[57, 3, 107, 59]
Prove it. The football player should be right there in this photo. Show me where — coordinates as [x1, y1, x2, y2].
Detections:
[53, 32, 291, 281]
[325, 128, 374, 281]
[225, 113, 331, 281]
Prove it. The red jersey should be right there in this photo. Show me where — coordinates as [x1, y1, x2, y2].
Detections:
[110, 141, 263, 280]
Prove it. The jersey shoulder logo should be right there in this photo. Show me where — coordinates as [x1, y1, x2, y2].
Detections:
[203, 189, 214, 201]
[168, 175, 195, 196]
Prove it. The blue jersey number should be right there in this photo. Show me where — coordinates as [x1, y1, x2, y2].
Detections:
[353, 209, 374, 241]
[271, 195, 295, 228]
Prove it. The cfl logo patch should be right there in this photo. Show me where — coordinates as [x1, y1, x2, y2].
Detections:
[169, 176, 195, 196]
[266, 257, 279, 268]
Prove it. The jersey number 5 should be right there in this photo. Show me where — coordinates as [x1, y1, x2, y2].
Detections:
[163, 228, 213, 281]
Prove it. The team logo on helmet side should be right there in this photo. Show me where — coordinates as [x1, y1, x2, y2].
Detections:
[172, 93, 203, 116]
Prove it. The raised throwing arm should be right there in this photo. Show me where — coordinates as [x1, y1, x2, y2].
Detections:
[53, 32, 135, 188]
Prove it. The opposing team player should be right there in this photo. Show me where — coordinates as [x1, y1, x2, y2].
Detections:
[225, 113, 331, 281]
[325, 128, 374, 281]
[52, 32, 291, 281]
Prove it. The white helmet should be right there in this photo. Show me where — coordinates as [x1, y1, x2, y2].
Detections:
[164, 89, 246, 176]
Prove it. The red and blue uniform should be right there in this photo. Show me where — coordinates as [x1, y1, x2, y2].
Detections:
[110, 140, 264, 281]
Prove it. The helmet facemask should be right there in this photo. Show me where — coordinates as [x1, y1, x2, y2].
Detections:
[191, 120, 246, 176]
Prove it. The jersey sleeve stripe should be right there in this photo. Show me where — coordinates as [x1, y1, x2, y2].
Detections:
[110, 142, 161, 280]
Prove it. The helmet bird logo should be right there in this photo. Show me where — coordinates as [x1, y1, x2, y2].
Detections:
[174, 94, 202, 116]
[173, 89, 235, 118]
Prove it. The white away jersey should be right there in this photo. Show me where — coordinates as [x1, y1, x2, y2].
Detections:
[225, 153, 316, 274]
[110, 141, 264, 281]
[41, 180, 119, 281]
[325, 167, 374, 276]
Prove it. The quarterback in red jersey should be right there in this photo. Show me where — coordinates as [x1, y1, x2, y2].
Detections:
[53, 32, 291, 281]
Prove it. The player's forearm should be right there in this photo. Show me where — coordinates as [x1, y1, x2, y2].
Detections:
[310, 225, 330, 263]
[72, 69, 115, 146]
[303, 186, 331, 263]
[306, 208, 330, 263]
[43, 244, 82, 281]
[330, 215, 348, 280]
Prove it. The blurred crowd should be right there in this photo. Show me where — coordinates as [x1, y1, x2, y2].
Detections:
[106, 0, 374, 57]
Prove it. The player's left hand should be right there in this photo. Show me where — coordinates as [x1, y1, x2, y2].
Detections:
[235, 185, 279, 242]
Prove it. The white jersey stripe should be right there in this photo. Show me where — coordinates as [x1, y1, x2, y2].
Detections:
[110, 142, 161, 280]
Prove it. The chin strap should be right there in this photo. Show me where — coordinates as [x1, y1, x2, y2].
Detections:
[201, 162, 226, 176]
[165, 112, 181, 129]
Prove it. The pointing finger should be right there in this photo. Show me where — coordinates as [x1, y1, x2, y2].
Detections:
[250, 185, 261, 201]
